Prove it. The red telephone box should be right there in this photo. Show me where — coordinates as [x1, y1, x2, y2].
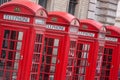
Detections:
[39, 11, 80, 80]
[0, 0, 47, 80]
[75, 19, 106, 80]
[97, 26, 120, 80]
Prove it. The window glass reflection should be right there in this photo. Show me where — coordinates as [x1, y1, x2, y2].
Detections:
[54, 39, 59, 46]
[17, 42, 22, 50]
[18, 32, 23, 40]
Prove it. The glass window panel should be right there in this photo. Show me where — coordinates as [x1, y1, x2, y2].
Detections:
[69, 50, 74, 57]
[30, 74, 37, 80]
[12, 72, 17, 80]
[18, 32, 23, 40]
[49, 75, 54, 80]
[53, 48, 58, 55]
[48, 38, 54, 46]
[68, 59, 73, 66]
[101, 69, 105, 76]
[109, 49, 113, 55]
[80, 67, 86, 74]
[45, 65, 50, 72]
[108, 56, 112, 62]
[54, 39, 59, 46]
[16, 42, 22, 50]
[83, 52, 88, 58]
[81, 60, 86, 66]
[79, 76, 85, 80]
[13, 62, 19, 70]
[11, 31, 16, 40]
[31, 64, 39, 72]
[9, 41, 15, 50]
[46, 56, 51, 64]
[52, 57, 56, 64]
[32, 54, 40, 62]
[1, 50, 6, 58]
[47, 47, 53, 55]
[15, 52, 20, 60]
[2, 40, 8, 48]
[50, 66, 55, 73]
[4, 30, 10, 39]
[5, 71, 11, 80]
[84, 44, 90, 51]
[102, 62, 106, 68]
[6, 61, 12, 69]
[106, 70, 110, 76]
[106, 63, 111, 69]
[44, 74, 49, 80]
[0, 70, 4, 77]
[103, 55, 107, 61]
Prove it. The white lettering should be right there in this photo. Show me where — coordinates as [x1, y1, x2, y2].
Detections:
[105, 37, 118, 42]
[78, 31, 95, 37]
[46, 24, 65, 31]
[3, 14, 30, 22]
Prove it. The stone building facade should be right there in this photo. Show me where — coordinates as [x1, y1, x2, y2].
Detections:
[0, 0, 119, 26]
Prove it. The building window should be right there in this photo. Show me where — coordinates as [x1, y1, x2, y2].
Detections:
[39, 0, 48, 8]
[68, 0, 78, 15]
[0, 0, 11, 5]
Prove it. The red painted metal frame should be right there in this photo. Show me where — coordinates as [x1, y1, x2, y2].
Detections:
[0, 0, 48, 80]
[45, 11, 80, 80]
[105, 26, 120, 80]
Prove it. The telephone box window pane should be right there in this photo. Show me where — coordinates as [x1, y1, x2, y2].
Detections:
[2, 40, 8, 48]
[6, 61, 12, 69]
[54, 39, 59, 46]
[1, 50, 6, 58]
[9, 41, 15, 50]
[45, 65, 50, 72]
[50, 66, 55, 73]
[16, 42, 22, 50]
[49, 75, 54, 80]
[31, 64, 39, 72]
[5, 71, 11, 80]
[4, 30, 10, 39]
[79, 76, 85, 80]
[53, 48, 58, 55]
[12, 72, 17, 80]
[18, 32, 23, 40]
[11, 31, 16, 40]
[46, 56, 51, 64]
[108, 56, 112, 62]
[13, 62, 19, 70]
[52, 57, 56, 64]
[0, 70, 4, 77]
[15, 52, 20, 60]
[47, 47, 53, 55]
[44, 74, 49, 80]
[32, 54, 40, 62]
[48, 38, 54, 46]
[30, 74, 37, 80]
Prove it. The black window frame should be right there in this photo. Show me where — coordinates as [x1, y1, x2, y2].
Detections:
[68, 0, 78, 15]
[38, 0, 48, 8]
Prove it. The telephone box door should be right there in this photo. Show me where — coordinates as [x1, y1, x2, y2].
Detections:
[99, 46, 115, 80]
[66, 41, 92, 80]
[95, 46, 115, 80]
[0, 27, 26, 80]
[40, 35, 63, 80]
